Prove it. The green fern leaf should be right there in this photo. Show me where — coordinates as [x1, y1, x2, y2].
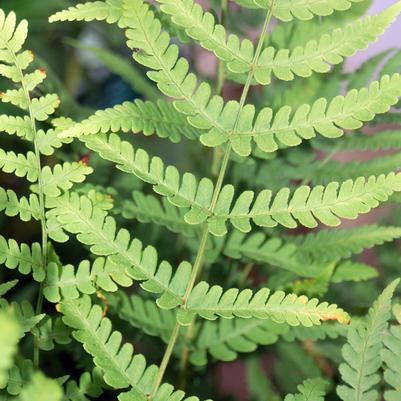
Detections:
[156, 0, 401, 85]
[0, 279, 18, 297]
[0, 299, 44, 337]
[49, 0, 123, 23]
[58, 99, 198, 142]
[0, 187, 40, 221]
[0, 150, 37, 182]
[0, 311, 21, 390]
[233, 0, 365, 21]
[382, 321, 401, 401]
[44, 258, 133, 303]
[0, 115, 32, 140]
[48, 192, 191, 309]
[337, 279, 400, 401]
[30, 94, 60, 121]
[204, 74, 401, 156]
[64, 368, 105, 401]
[33, 316, 71, 351]
[5, 359, 34, 396]
[0, 10, 28, 61]
[40, 162, 93, 197]
[214, 173, 401, 235]
[297, 225, 401, 263]
[177, 281, 350, 326]
[331, 261, 378, 283]
[0, 236, 44, 282]
[284, 378, 328, 401]
[36, 128, 73, 156]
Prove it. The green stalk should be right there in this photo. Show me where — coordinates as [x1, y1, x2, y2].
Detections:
[149, 2, 276, 398]
[7, 48, 49, 369]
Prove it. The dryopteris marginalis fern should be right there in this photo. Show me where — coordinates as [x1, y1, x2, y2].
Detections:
[1, 0, 401, 400]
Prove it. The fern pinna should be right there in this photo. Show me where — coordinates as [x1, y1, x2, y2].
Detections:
[0, 0, 401, 400]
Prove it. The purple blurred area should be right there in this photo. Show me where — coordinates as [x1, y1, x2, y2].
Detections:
[347, 0, 401, 70]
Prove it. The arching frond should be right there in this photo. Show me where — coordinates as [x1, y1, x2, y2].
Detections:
[0, 236, 44, 282]
[49, 0, 123, 23]
[58, 99, 198, 142]
[156, 0, 401, 84]
[337, 279, 399, 401]
[44, 258, 133, 303]
[201, 74, 401, 156]
[178, 281, 350, 326]
[49, 192, 191, 309]
[0, 188, 40, 222]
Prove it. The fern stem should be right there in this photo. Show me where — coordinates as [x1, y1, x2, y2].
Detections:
[150, 3, 276, 397]
[8, 48, 49, 368]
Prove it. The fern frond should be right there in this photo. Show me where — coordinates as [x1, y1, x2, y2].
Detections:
[156, 0, 401, 85]
[212, 173, 401, 235]
[58, 99, 198, 143]
[61, 295, 208, 401]
[0, 279, 18, 297]
[0, 115, 32, 139]
[0, 150, 38, 182]
[36, 128, 73, 156]
[64, 368, 105, 401]
[0, 311, 21, 390]
[0, 299, 44, 337]
[232, 0, 364, 21]
[5, 359, 34, 396]
[44, 258, 133, 303]
[33, 316, 71, 351]
[49, 192, 191, 309]
[190, 318, 287, 365]
[0, 236, 44, 282]
[313, 130, 401, 152]
[40, 162, 93, 197]
[297, 225, 401, 263]
[382, 323, 401, 401]
[177, 281, 350, 326]
[79, 131, 401, 236]
[331, 261, 378, 283]
[49, 0, 123, 23]
[337, 279, 399, 401]
[0, 187, 40, 221]
[284, 378, 328, 401]
[122, 191, 199, 238]
[202, 74, 401, 156]
[0, 10, 28, 61]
